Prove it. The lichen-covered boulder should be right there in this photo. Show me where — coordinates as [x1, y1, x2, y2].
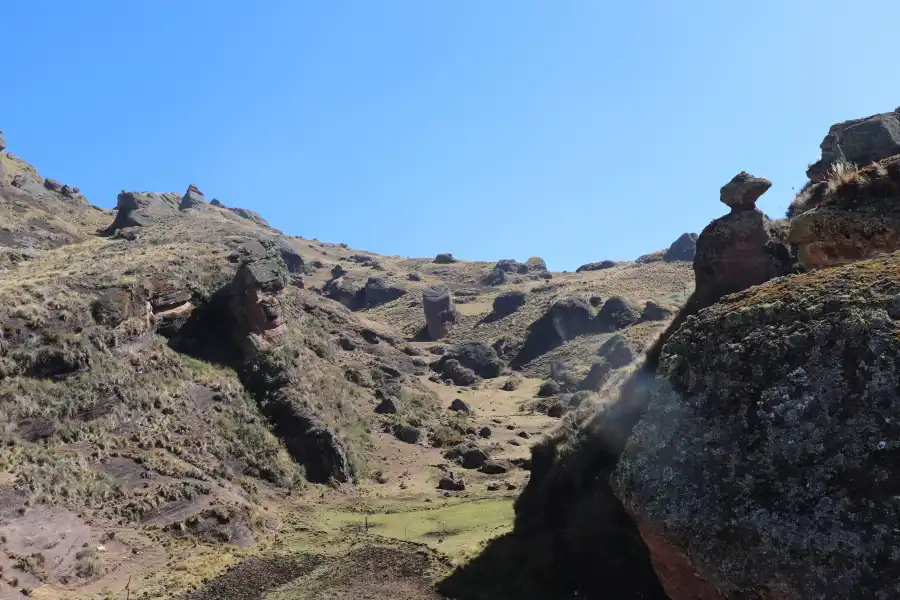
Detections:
[613, 251, 900, 599]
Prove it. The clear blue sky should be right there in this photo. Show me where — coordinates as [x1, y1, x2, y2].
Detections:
[4, 1, 899, 270]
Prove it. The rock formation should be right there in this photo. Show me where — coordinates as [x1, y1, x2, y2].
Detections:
[719, 171, 772, 212]
[363, 276, 406, 308]
[229, 258, 288, 356]
[576, 260, 617, 272]
[662, 233, 698, 262]
[433, 252, 456, 264]
[492, 290, 526, 317]
[422, 285, 460, 340]
[179, 183, 206, 209]
[595, 296, 641, 331]
[433, 342, 504, 379]
[806, 109, 900, 182]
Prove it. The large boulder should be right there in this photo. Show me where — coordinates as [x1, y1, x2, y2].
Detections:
[323, 276, 365, 310]
[576, 260, 617, 272]
[494, 259, 527, 274]
[613, 251, 900, 600]
[596, 333, 634, 368]
[363, 277, 406, 308]
[435, 342, 504, 379]
[512, 296, 595, 367]
[719, 171, 771, 213]
[103, 190, 180, 233]
[526, 256, 547, 271]
[492, 290, 527, 317]
[662, 233, 698, 262]
[806, 109, 900, 182]
[482, 267, 509, 286]
[433, 253, 456, 264]
[595, 296, 641, 331]
[639, 301, 673, 322]
[790, 155, 900, 269]
[422, 285, 460, 340]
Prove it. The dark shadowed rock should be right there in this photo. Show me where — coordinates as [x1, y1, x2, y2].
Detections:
[438, 472, 466, 491]
[439, 359, 477, 386]
[614, 251, 900, 600]
[479, 460, 510, 475]
[229, 259, 287, 356]
[449, 398, 473, 415]
[374, 396, 403, 415]
[435, 342, 504, 379]
[512, 296, 596, 367]
[179, 184, 206, 210]
[639, 301, 673, 322]
[433, 253, 456, 264]
[494, 259, 523, 273]
[597, 334, 634, 368]
[537, 380, 560, 397]
[577, 360, 612, 392]
[407, 272, 421, 281]
[482, 267, 508, 286]
[422, 285, 460, 340]
[500, 374, 522, 391]
[492, 291, 526, 317]
[595, 296, 641, 331]
[363, 277, 406, 308]
[806, 109, 900, 182]
[331, 264, 347, 278]
[576, 260, 617, 272]
[323, 276, 364, 310]
[43, 178, 63, 191]
[394, 425, 422, 445]
[445, 442, 490, 469]
[278, 243, 305, 274]
[546, 403, 564, 418]
[210, 198, 224, 207]
[662, 233, 698, 262]
[478, 426, 492, 438]
[719, 171, 772, 212]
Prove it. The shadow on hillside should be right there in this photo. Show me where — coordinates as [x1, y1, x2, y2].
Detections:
[475, 310, 506, 326]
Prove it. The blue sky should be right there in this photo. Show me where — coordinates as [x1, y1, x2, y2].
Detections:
[4, 1, 900, 270]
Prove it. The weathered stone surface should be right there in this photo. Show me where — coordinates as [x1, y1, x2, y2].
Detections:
[435, 342, 504, 379]
[433, 253, 456, 264]
[576, 360, 612, 392]
[179, 183, 206, 209]
[597, 333, 634, 368]
[663, 233, 698, 262]
[449, 398, 473, 415]
[639, 301, 673, 322]
[525, 256, 547, 271]
[438, 359, 477, 386]
[323, 276, 364, 310]
[363, 277, 406, 308]
[492, 290, 527, 316]
[790, 155, 900, 269]
[595, 296, 640, 331]
[807, 110, 900, 182]
[229, 259, 287, 356]
[511, 296, 596, 367]
[719, 171, 772, 212]
[482, 267, 508, 286]
[374, 396, 403, 415]
[613, 252, 900, 599]
[394, 425, 422, 445]
[576, 260, 617, 272]
[438, 471, 466, 491]
[422, 285, 460, 340]
[445, 442, 490, 469]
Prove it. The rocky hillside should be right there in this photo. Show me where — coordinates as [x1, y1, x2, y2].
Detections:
[0, 130, 695, 599]
[440, 105, 900, 600]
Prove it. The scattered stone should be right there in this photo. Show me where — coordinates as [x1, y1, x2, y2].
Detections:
[500, 374, 522, 391]
[589, 295, 603, 307]
[663, 233, 699, 262]
[394, 425, 421, 445]
[445, 442, 490, 469]
[507, 439, 522, 447]
[492, 291, 527, 317]
[546, 403, 564, 418]
[597, 334, 634, 368]
[719, 171, 772, 212]
[437, 472, 466, 491]
[433, 253, 456, 264]
[517, 431, 530, 439]
[449, 398, 473, 415]
[486, 482, 502, 491]
[479, 460, 510, 475]
[407, 273, 421, 281]
[375, 397, 403, 415]
[478, 427, 492, 438]
[576, 260, 617, 272]
[422, 285, 460, 340]
[537, 380, 560, 397]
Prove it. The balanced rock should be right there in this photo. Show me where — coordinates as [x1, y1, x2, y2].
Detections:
[422, 285, 460, 340]
[719, 171, 772, 212]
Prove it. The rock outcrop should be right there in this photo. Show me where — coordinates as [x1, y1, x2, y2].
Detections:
[434, 342, 504, 379]
[433, 253, 456, 264]
[363, 277, 406, 308]
[790, 155, 900, 269]
[492, 290, 527, 317]
[613, 251, 900, 599]
[104, 190, 179, 233]
[595, 296, 641, 331]
[422, 285, 460, 340]
[662, 233, 698, 262]
[806, 109, 900, 182]
[179, 184, 206, 210]
[512, 296, 596, 367]
[576, 260, 617, 272]
[639, 301, 673, 322]
[229, 259, 288, 356]
[525, 256, 547, 271]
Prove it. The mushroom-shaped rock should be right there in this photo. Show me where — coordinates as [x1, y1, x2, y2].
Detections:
[179, 184, 206, 210]
[595, 296, 641, 331]
[719, 171, 772, 212]
[662, 233, 699, 262]
[423, 285, 460, 340]
[492, 290, 527, 317]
